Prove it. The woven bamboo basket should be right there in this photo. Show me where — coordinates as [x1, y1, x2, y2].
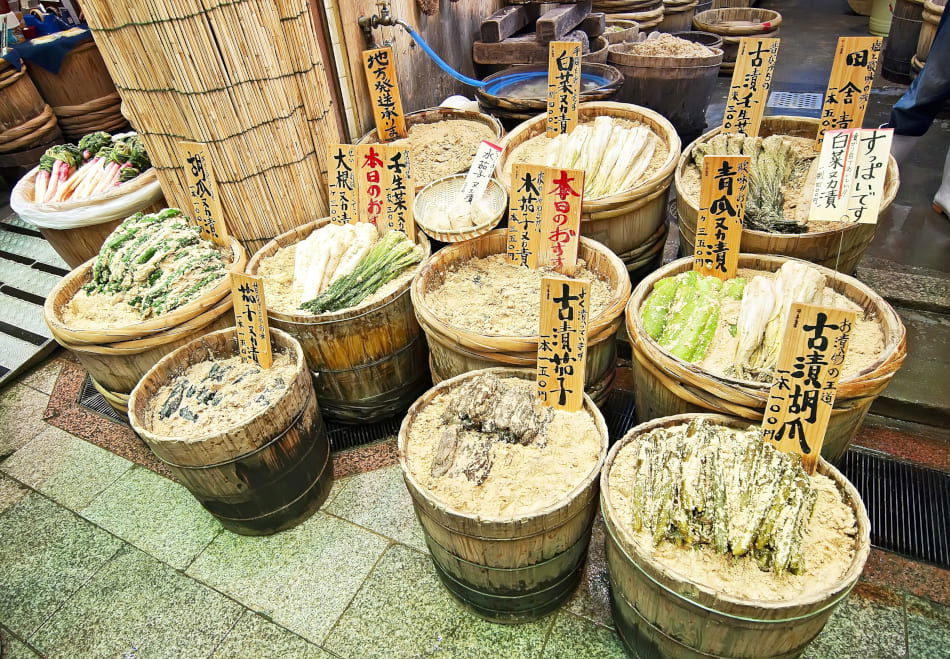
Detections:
[129, 327, 333, 535]
[498, 101, 680, 269]
[247, 219, 432, 423]
[675, 116, 900, 274]
[398, 367, 608, 623]
[692, 8, 782, 64]
[602, 413, 871, 658]
[414, 174, 507, 243]
[604, 20, 641, 43]
[411, 230, 631, 406]
[625, 254, 907, 462]
[917, 0, 946, 63]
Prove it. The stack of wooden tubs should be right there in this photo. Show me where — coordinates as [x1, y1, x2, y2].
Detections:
[0, 61, 63, 176]
[595, 0, 666, 32]
[692, 7, 782, 74]
[658, 0, 699, 32]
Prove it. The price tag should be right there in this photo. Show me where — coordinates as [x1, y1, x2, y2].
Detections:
[722, 38, 780, 136]
[506, 164, 545, 268]
[537, 276, 590, 412]
[809, 129, 860, 222]
[355, 144, 386, 228]
[362, 46, 407, 142]
[230, 273, 273, 369]
[546, 40, 581, 137]
[380, 144, 415, 240]
[693, 155, 749, 280]
[460, 140, 502, 204]
[179, 141, 229, 247]
[327, 144, 356, 225]
[539, 167, 584, 275]
[816, 36, 883, 147]
[762, 303, 855, 474]
[847, 128, 893, 224]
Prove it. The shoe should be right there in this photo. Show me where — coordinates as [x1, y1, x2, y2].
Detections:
[933, 148, 950, 217]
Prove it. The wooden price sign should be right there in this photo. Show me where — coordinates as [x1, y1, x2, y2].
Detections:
[722, 38, 780, 136]
[762, 303, 855, 474]
[537, 276, 590, 412]
[460, 140, 502, 204]
[506, 163, 545, 268]
[693, 155, 749, 280]
[230, 273, 273, 369]
[362, 46, 407, 142]
[355, 144, 386, 228]
[809, 128, 893, 224]
[539, 167, 584, 275]
[327, 144, 356, 225]
[546, 40, 581, 137]
[816, 36, 883, 147]
[179, 141, 229, 247]
[380, 144, 415, 240]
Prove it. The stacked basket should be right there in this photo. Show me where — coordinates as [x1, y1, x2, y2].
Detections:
[594, 0, 666, 32]
[659, 0, 699, 32]
[0, 61, 63, 174]
[692, 7, 782, 74]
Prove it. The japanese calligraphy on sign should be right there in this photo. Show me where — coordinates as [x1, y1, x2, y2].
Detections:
[546, 41, 581, 137]
[537, 276, 590, 412]
[810, 128, 892, 224]
[506, 164, 545, 268]
[762, 303, 855, 474]
[230, 273, 273, 369]
[459, 140, 502, 204]
[380, 145, 415, 240]
[179, 141, 229, 247]
[722, 38, 780, 136]
[816, 36, 883, 147]
[356, 144, 386, 227]
[327, 144, 356, 225]
[362, 46, 407, 142]
[847, 128, 893, 224]
[539, 167, 584, 275]
[693, 155, 749, 280]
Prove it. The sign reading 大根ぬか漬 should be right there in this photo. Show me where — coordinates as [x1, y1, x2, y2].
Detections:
[693, 155, 749, 280]
[721, 38, 780, 137]
[230, 273, 273, 369]
[816, 36, 883, 147]
[537, 276, 590, 413]
[179, 141, 229, 247]
[506, 163, 545, 269]
[327, 144, 356, 225]
[362, 46, 407, 142]
[538, 167, 583, 275]
[546, 40, 581, 137]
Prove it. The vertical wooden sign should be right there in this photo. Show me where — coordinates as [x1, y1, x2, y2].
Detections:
[381, 145, 415, 240]
[693, 155, 749, 280]
[506, 163, 545, 268]
[847, 128, 893, 224]
[230, 273, 273, 369]
[546, 40, 581, 137]
[179, 141, 230, 247]
[327, 144, 356, 225]
[362, 46, 407, 142]
[722, 38, 780, 136]
[539, 167, 584, 275]
[537, 276, 590, 412]
[816, 36, 883, 146]
[809, 129, 860, 222]
[355, 144, 386, 228]
[761, 303, 855, 474]
[460, 140, 503, 204]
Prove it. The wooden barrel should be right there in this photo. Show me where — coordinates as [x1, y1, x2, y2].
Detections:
[882, 0, 926, 83]
[917, 0, 946, 63]
[0, 62, 47, 132]
[602, 413, 871, 658]
[247, 219, 431, 424]
[659, 1, 698, 32]
[692, 8, 782, 66]
[585, 36, 612, 64]
[411, 230, 631, 406]
[625, 254, 907, 462]
[673, 29, 724, 50]
[675, 116, 900, 274]
[129, 327, 333, 536]
[604, 19, 641, 44]
[398, 367, 609, 623]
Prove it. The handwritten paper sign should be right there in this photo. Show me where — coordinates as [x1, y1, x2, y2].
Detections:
[809, 129, 860, 222]
[847, 128, 893, 224]
[230, 273, 273, 369]
[722, 38, 780, 136]
[179, 141, 229, 247]
[506, 164, 545, 268]
[762, 303, 855, 474]
[539, 167, 584, 275]
[356, 144, 386, 227]
[693, 155, 749, 280]
[817, 36, 883, 146]
[327, 144, 356, 225]
[546, 41, 581, 137]
[537, 276, 590, 412]
[460, 140, 502, 204]
[362, 46, 407, 142]
[381, 145, 415, 239]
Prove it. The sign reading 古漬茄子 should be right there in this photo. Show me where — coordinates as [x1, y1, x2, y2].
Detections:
[230, 273, 273, 369]
[179, 140, 229, 247]
[538, 167, 584, 275]
[693, 155, 749, 280]
[816, 36, 883, 147]
[546, 40, 581, 137]
[362, 46, 407, 142]
[506, 163, 545, 269]
[722, 38, 780, 137]
[537, 275, 590, 413]
[327, 144, 356, 225]
[809, 128, 893, 224]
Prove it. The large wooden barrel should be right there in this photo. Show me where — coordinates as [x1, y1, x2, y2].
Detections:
[0, 62, 46, 131]
[602, 413, 871, 658]
[675, 116, 900, 274]
[0, 62, 62, 161]
[917, 0, 947, 63]
[129, 327, 333, 536]
[247, 219, 431, 424]
[625, 254, 907, 462]
[398, 367, 608, 623]
[882, 0, 926, 83]
[659, 0, 699, 32]
[692, 8, 782, 72]
[411, 230, 631, 406]
[604, 19, 641, 43]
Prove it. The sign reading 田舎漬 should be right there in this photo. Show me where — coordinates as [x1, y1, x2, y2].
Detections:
[693, 155, 749, 280]
[506, 164, 545, 268]
[537, 276, 590, 412]
[809, 128, 893, 224]
[327, 144, 356, 225]
[546, 40, 581, 137]
[721, 38, 780, 137]
[362, 46, 407, 142]
[380, 144, 415, 240]
[179, 141, 229, 247]
[230, 273, 273, 369]
[816, 36, 883, 146]
[538, 167, 584, 275]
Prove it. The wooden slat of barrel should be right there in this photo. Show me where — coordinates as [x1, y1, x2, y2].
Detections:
[26, 40, 118, 108]
[0, 62, 47, 132]
[917, 0, 947, 62]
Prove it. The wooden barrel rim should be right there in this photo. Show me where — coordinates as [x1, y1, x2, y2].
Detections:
[608, 45, 724, 68]
[355, 107, 505, 146]
[693, 8, 784, 34]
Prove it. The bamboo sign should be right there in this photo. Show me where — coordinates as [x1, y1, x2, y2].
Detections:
[546, 40, 581, 137]
[230, 273, 273, 369]
[809, 128, 893, 224]
[356, 144, 386, 227]
[762, 303, 855, 474]
[362, 46, 407, 141]
[816, 36, 883, 147]
[722, 38, 780, 136]
[539, 167, 584, 275]
[327, 144, 356, 225]
[538, 276, 590, 412]
[179, 141, 229, 247]
[506, 164, 545, 268]
[693, 155, 749, 280]
[380, 145, 415, 240]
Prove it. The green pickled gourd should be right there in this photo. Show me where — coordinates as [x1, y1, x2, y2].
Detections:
[642, 276, 681, 339]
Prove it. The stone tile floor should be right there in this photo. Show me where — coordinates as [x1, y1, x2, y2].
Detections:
[1, 358, 948, 658]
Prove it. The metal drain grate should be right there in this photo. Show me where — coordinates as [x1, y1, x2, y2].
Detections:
[767, 91, 824, 110]
[79, 376, 126, 422]
[601, 389, 638, 444]
[839, 448, 949, 569]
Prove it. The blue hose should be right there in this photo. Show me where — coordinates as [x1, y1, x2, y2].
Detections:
[398, 22, 486, 87]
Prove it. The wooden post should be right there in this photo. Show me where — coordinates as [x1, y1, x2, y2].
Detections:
[693, 155, 749, 280]
[537, 275, 590, 412]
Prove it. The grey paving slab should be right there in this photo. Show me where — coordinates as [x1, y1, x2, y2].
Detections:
[906, 595, 950, 659]
[0, 258, 61, 298]
[0, 384, 50, 460]
[209, 611, 332, 659]
[0, 293, 51, 338]
[542, 613, 625, 659]
[807, 585, 908, 658]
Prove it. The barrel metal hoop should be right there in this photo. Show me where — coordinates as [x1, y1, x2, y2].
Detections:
[312, 333, 423, 375]
[433, 551, 584, 602]
[274, 286, 411, 326]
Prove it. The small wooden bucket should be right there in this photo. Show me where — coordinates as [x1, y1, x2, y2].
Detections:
[602, 413, 871, 658]
[398, 367, 608, 623]
[625, 254, 907, 462]
[692, 8, 783, 65]
[129, 327, 333, 536]
[604, 20, 641, 44]
[247, 219, 432, 423]
[658, 0, 699, 32]
[411, 229, 631, 406]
